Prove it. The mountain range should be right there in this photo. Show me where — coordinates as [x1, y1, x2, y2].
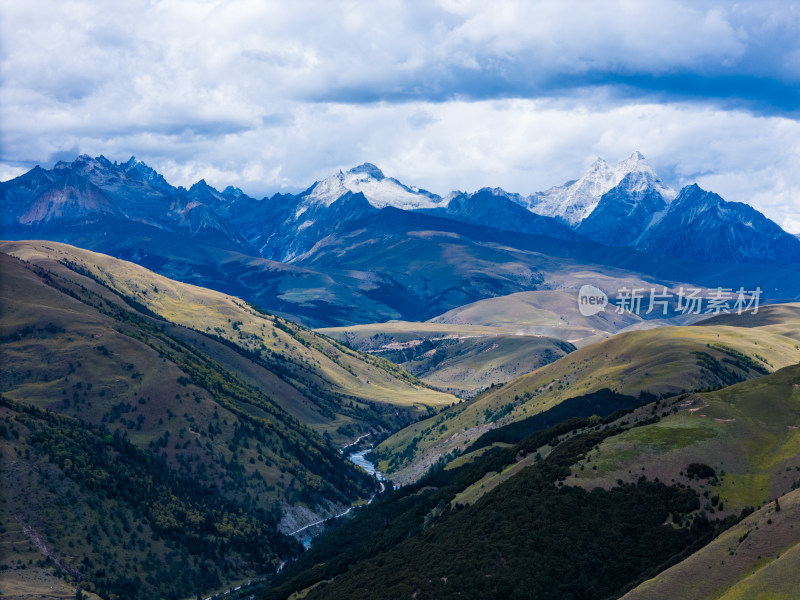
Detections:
[6, 152, 799, 264]
[4, 152, 800, 599]
[4, 153, 800, 331]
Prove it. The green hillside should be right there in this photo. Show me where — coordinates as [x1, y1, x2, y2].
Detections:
[622, 488, 800, 600]
[0, 241, 456, 598]
[3, 240, 799, 599]
[373, 307, 800, 482]
[258, 361, 800, 600]
[318, 321, 574, 396]
[0, 397, 298, 600]
[260, 415, 729, 600]
[1, 241, 454, 443]
[0, 248, 373, 505]
[572, 363, 800, 515]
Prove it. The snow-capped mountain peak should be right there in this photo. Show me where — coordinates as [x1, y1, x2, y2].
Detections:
[618, 150, 645, 168]
[54, 154, 114, 176]
[588, 156, 611, 172]
[526, 151, 675, 226]
[52, 154, 175, 195]
[303, 163, 443, 210]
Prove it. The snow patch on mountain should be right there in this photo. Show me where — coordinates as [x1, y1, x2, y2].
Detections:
[303, 163, 443, 210]
[524, 151, 675, 226]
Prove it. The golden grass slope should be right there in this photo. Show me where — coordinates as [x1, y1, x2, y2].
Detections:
[375, 306, 800, 482]
[317, 321, 573, 396]
[428, 289, 702, 346]
[0, 250, 368, 510]
[428, 290, 640, 344]
[1, 241, 454, 425]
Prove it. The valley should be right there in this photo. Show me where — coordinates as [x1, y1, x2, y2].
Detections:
[3, 151, 800, 599]
[262, 355, 800, 600]
[372, 304, 800, 483]
[0, 241, 452, 599]
[7, 0, 800, 596]
[317, 320, 575, 397]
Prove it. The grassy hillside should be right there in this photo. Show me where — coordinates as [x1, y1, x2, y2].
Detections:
[260, 416, 727, 600]
[317, 321, 574, 396]
[3, 221, 414, 328]
[1, 241, 454, 444]
[428, 290, 651, 345]
[622, 488, 800, 600]
[572, 363, 800, 515]
[0, 249, 375, 506]
[0, 241, 454, 598]
[258, 362, 800, 600]
[297, 207, 800, 320]
[696, 300, 800, 332]
[0, 397, 298, 600]
[373, 308, 800, 482]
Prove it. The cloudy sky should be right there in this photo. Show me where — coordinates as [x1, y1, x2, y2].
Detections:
[2, 0, 800, 231]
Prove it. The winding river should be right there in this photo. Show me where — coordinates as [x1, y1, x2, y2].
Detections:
[200, 447, 387, 596]
[347, 449, 385, 481]
[295, 449, 385, 549]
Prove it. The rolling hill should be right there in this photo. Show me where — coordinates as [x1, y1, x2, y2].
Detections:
[0, 246, 371, 506]
[257, 362, 800, 600]
[427, 289, 705, 345]
[622, 488, 800, 600]
[572, 363, 800, 515]
[317, 321, 575, 396]
[0, 240, 455, 599]
[372, 305, 800, 483]
[0, 240, 454, 436]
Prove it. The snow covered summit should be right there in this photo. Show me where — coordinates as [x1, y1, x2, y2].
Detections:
[302, 163, 443, 210]
[525, 151, 675, 226]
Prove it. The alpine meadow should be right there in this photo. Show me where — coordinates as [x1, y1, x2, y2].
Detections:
[3, 2, 800, 599]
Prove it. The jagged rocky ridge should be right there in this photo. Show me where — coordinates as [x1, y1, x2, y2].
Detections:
[3, 152, 800, 268]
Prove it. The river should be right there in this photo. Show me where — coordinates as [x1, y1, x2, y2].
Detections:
[199, 448, 387, 597]
[347, 449, 385, 481]
[296, 449, 384, 550]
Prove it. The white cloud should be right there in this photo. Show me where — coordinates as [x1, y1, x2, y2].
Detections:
[436, 1, 746, 74]
[0, 164, 28, 182]
[1, 1, 799, 232]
